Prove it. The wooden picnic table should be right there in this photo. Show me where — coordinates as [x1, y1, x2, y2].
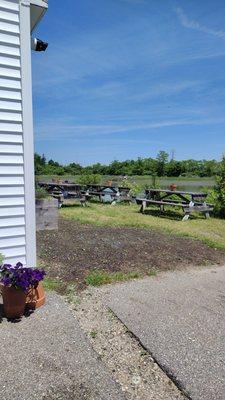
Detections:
[38, 181, 89, 207]
[38, 181, 132, 206]
[38, 181, 84, 191]
[86, 187, 132, 204]
[136, 188, 214, 221]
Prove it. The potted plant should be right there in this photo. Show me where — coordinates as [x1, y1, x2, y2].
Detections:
[36, 186, 58, 230]
[0, 263, 46, 319]
[169, 183, 177, 191]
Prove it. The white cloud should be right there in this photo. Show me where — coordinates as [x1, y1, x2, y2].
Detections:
[35, 117, 225, 141]
[78, 80, 204, 103]
[175, 7, 225, 39]
[127, 80, 203, 103]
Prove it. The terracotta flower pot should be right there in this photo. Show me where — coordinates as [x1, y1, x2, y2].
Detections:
[2, 286, 26, 319]
[26, 283, 46, 310]
[169, 184, 177, 191]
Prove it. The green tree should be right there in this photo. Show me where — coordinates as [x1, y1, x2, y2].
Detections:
[77, 174, 102, 185]
[34, 153, 46, 175]
[166, 160, 183, 177]
[48, 159, 60, 167]
[132, 158, 144, 175]
[108, 160, 121, 175]
[156, 151, 169, 176]
[64, 163, 82, 175]
[34, 152, 220, 179]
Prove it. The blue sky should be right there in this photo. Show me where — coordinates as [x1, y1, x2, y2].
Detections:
[32, 0, 225, 165]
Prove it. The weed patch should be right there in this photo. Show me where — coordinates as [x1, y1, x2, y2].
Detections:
[66, 283, 81, 305]
[85, 269, 141, 287]
[89, 330, 98, 339]
[43, 277, 63, 292]
[147, 270, 158, 277]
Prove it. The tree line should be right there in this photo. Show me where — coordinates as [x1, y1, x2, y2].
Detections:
[35, 151, 222, 177]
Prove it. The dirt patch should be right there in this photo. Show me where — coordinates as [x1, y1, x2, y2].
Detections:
[37, 218, 225, 287]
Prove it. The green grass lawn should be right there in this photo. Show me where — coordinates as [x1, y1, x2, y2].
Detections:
[61, 203, 225, 250]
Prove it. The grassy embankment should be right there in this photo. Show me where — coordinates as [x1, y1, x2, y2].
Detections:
[61, 203, 225, 250]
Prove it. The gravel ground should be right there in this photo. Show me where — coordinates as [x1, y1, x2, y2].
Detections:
[70, 285, 187, 400]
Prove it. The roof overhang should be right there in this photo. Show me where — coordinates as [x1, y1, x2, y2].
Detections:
[30, 0, 48, 33]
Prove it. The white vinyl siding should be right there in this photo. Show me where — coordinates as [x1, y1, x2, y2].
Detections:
[0, 206, 24, 216]
[0, 133, 23, 142]
[0, 0, 26, 263]
[0, 186, 24, 195]
[0, 67, 21, 78]
[0, 89, 21, 100]
[0, 20, 19, 34]
[0, 0, 19, 11]
[0, 235, 25, 248]
[0, 216, 25, 227]
[0, 195, 24, 206]
[0, 32, 20, 45]
[0, 44, 20, 57]
[0, 100, 22, 110]
[0, 77, 21, 88]
[0, 176, 24, 185]
[0, 54, 20, 67]
[0, 122, 22, 131]
[0, 143, 23, 153]
[0, 111, 22, 121]
[0, 224, 25, 237]
[0, 9, 19, 23]
[1, 246, 26, 257]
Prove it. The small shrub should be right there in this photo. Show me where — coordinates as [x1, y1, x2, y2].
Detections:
[120, 178, 142, 196]
[36, 187, 50, 200]
[212, 156, 225, 218]
[77, 174, 102, 185]
[206, 189, 217, 205]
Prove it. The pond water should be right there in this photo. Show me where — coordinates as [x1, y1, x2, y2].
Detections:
[161, 183, 214, 193]
[137, 180, 215, 198]
[147, 178, 215, 193]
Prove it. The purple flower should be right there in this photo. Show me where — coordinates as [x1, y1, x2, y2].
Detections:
[0, 263, 46, 292]
[15, 262, 23, 269]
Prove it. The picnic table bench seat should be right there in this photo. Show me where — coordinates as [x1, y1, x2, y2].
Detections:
[136, 189, 214, 221]
[136, 198, 187, 207]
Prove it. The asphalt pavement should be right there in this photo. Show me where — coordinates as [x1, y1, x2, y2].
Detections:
[0, 293, 126, 400]
[106, 265, 225, 400]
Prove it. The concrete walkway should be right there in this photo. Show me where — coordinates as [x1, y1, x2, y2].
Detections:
[0, 293, 126, 400]
[106, 266, 225, 400]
